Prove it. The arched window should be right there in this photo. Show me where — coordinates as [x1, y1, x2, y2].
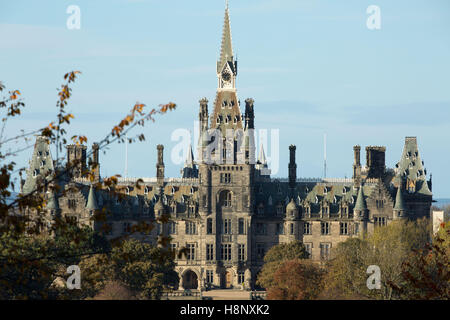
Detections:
[219, 190, 232, 208]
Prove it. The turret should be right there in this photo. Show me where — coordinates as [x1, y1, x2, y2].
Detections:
[366, 146, 386, 179]
[353, 145, 362, 187]
[67, 144, 87, 179]
[353, 185, 368, 235]
[86, 184, 99, 214]
[88, 143, 100, 181]
[393, 185, 406, 220]
[199, 98, 209, 133]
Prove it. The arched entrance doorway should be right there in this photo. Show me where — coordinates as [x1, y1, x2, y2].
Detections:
[221, 271, 233, 288]
[182, 270, 198, 290]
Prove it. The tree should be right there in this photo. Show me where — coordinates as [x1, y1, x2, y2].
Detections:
[266, 259, 324, 300]
[0, 72, 177, 299]
[78, 239, 179, 300]
[0, 220, 110, 299]
[256, 240, 309, 290]
[389, 221, 449, 299]
[324, 218, 431, 300]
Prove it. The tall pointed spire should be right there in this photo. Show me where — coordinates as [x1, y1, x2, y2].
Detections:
[258, 143, 267, 165]
[181, 143, 198, 178]
[217, 2, 234, 74]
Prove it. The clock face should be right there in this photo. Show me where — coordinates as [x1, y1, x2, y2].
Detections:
[222, 70, 231, 82]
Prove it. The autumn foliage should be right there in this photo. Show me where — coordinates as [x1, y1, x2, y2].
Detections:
[266, 259, 324, 300]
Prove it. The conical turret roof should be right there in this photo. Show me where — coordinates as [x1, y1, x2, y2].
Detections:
[394, 185, 406, 211]
[86, 185, 99, 210]
[354, 186, 367, 211]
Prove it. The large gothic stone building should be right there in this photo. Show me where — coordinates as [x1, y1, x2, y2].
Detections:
[22, 5, 433, 291]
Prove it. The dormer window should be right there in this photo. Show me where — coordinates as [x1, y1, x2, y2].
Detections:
[343, 187, 347, 194]
[171, 186, 175, 195]
[33, 169, 39, 177]
[324, 187, 328, 195]
[38, 151, 42, 156]
[222, 100, 228, 108]
[234, 116, 238, 124]
[190, 186, 194, 194]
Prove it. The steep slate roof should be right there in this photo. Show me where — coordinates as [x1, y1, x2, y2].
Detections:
[394, 137, 431, 196]
[22, 136, 54, 194]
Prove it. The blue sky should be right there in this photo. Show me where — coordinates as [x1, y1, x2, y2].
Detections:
[1, 0, 449, 197]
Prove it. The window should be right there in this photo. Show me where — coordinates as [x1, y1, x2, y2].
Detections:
[185, 221, 196, 235]
[340, 222, 348, 235]
[220, 173, 232, 183]
[206, 270, 214, 284]
[223, 218, 232, 234]
[68, 199, 76, 209]
[238, 271, 245, 284]
[323, 206, 329, 215]
[304, 243, 312, 259]
[206, 244, 214, 261]
[276, 223, 284, 235]
[238, 244, 245, 261]
[376, 200, 385, 209]
[221, 244, 232, 261]
[238, 218, 245, 234]
[169, 243, 177, 252]
[168, 222, 177, 235]
[354, 222, 359, 234]
[320, 243, 331, 260]
[374, 216, 386, 227]
[186, 243, 196, 260]
[256, 223, 267, 235]
[342, 206, 348, 216]
[256, 243, 265, 260]
[290, 223, 294, 235]
[321, 222, 330, 235]
[303, 222, 311, 235]
[220, 191, 231, 208]
[305, 206, 311, 216]
[207, 218, 213, 234]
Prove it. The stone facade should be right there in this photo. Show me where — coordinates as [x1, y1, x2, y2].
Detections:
[22, 4, 433, 291]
